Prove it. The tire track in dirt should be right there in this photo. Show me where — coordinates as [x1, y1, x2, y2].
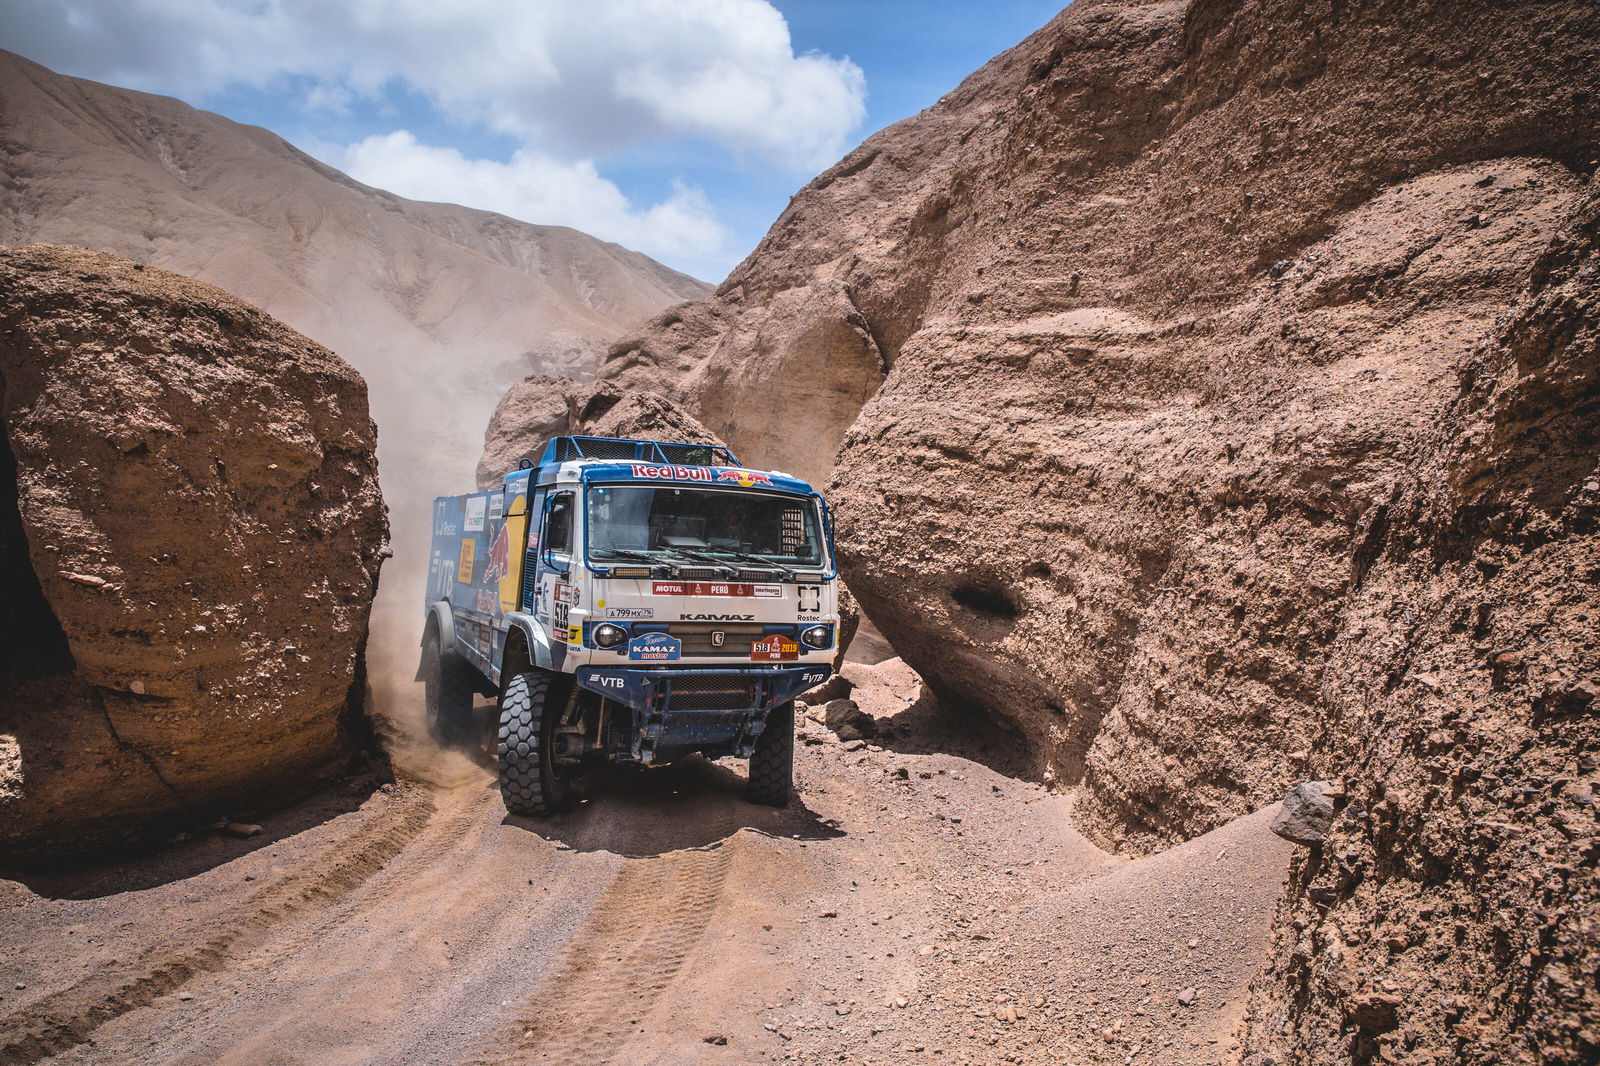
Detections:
[474, 808, 746, 1066]
[0, 788, 436, 1066]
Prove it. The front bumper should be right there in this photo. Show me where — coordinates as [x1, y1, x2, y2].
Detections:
[575, 664, 829, 763]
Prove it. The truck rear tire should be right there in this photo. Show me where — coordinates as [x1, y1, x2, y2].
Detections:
[498, 669, 572, 816]
[422, 629, 475, 747]
[746, 700, 794, 807]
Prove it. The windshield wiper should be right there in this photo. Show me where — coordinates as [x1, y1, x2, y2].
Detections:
[660, 548, 741, 575]
[592, 548, 659, 565]
[721, 550, 795, 578]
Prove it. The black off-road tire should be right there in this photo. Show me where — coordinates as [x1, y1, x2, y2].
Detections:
[422, 629, 475, 747]
[746, 700, 794, 806]
[498, 669, 571, 816]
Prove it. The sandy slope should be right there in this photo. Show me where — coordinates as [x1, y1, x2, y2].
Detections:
[0, 662, 1291, 1066]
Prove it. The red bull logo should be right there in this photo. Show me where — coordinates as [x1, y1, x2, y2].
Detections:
[716, 468, 773, 487]
[486, 521, 511, 581]
[631, 464, 713, 482]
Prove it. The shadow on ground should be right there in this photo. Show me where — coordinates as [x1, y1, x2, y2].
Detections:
[865, 683, 1037, 781]
[499, 755, 847, 858]
[1, 773, 386, 900]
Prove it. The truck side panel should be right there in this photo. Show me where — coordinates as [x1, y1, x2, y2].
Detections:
[428, 470, 533, 680]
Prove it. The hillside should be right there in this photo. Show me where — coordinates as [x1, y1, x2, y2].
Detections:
[0, 48, 710, 683]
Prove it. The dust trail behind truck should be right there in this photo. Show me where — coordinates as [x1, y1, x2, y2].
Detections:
[418, 435, 841, 814]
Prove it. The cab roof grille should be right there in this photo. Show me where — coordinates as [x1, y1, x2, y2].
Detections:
[539, 435, 740, 467]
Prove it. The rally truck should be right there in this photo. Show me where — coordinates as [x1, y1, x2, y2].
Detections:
[418, 435, 840, 814]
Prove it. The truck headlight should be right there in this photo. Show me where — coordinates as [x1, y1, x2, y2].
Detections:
[801, 625, 832, 649]
[593, 623, 627, 649]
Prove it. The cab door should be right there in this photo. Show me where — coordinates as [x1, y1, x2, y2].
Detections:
[537, 489, 577, 645]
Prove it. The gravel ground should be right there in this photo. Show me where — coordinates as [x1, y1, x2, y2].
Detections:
[0, 659, 1293, 1066]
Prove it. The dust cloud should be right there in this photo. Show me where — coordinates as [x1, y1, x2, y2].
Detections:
[358, 346, 545, 790]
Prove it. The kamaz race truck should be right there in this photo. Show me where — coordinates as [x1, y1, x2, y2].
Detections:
[419, 435, 840, 815]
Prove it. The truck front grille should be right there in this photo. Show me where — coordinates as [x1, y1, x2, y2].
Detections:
[663, 674, 759, 712]
[666, 622, 769, 656]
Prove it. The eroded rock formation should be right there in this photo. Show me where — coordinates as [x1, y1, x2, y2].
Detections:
[1240, 175, 1599, 1066]
[0, 245, 388, 856]
[580, 0, 1599, 1060]
[595, 0, 1599, 838]
[477, 377, 726, 489]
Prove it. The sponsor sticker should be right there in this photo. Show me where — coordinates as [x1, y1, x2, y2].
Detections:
[716, 468, 773, 487]
[652, 581, 771, 597]
[751, 634, 800, 661]
[798, 584, 822, 612]
[605, 606, 655, 619]
[569, 626, 583, 645]
[753, 585, 783, 598]
[555, 583, 580, 606]
[486, 522, 511, 581]
[464, 495, 487, 533]
[487, 494, 505, 520]
[628, 632, 682, 662]
[630, 464, 713, 482]
[457, 539, 476, 583]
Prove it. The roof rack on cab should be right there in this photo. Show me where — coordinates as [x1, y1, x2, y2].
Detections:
[538, 435, 741, 468]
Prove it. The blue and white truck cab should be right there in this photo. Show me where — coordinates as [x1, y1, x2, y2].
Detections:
[419, 435, 841, 814]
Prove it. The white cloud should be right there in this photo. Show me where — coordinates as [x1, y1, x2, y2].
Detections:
[340, 130, 729, 262]
[4, 0, 867, 172]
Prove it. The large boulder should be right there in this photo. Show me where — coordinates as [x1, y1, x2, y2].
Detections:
[0, 245, 388, 857]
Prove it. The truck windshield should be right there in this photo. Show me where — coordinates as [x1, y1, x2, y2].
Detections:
[587, 485, 826, 567]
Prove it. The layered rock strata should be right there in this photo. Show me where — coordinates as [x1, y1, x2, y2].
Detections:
[594, 0, 1600, 847]
[0, 245, 388, 856]
[578, 2, 1600, 1058]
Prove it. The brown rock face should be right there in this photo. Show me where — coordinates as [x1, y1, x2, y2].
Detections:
[1241, 177, 1600, 1066]
[477, 377, 727, 489]
[599, 0, 1599, 835]
[0, 245, 388, 856]
[587, 1, 1598, 1060]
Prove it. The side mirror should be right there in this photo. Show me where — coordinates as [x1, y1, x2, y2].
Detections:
[541, 494, 570, 575]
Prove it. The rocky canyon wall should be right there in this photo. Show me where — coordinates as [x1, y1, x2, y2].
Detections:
[584, 1, 1599, 1059]
[1240, 173, 1599, 1066]
[595, 0, 1600, 844]
[0, 245, 388, 857]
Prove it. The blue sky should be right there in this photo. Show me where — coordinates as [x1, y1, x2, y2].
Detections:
[2, 1, 1068, 282]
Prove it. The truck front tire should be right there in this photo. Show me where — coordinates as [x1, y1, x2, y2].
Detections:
[498, 669, 572, 816]
[422, 629, 475, 747]
[746, 700, 794, 807]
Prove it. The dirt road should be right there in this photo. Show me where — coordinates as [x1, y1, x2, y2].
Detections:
[1, 661, 1293, 1066]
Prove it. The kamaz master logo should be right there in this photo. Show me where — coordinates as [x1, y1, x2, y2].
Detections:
[681, 613, 755, 621]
